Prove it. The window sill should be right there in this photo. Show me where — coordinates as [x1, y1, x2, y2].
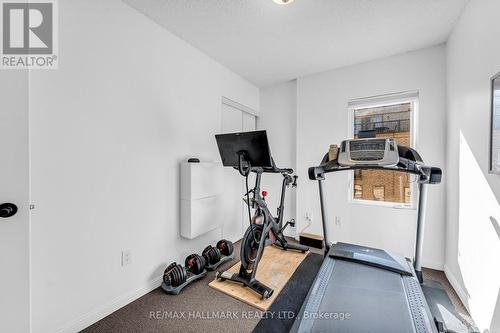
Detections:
[349, 199, 416, 210]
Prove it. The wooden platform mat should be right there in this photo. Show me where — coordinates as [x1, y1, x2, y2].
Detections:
[208, 246, 308, 311]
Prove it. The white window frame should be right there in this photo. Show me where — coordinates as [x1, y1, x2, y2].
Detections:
[347, 93, 419, 209]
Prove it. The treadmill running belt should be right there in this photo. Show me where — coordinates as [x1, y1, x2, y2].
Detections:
[294, 260, 429, 333]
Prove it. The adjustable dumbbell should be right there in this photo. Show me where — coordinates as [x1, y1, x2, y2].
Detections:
[202, 239, 234, 270]
[202, 240, 234, 265]
[163, 254, 206, 288]
[185, 254, 206, 275]
[202, 245, 221, 266]
[216, 239, 234, 256]
[163, 263, 186, 287]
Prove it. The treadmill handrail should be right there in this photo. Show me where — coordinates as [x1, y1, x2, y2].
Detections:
[308, 146, 442, 184]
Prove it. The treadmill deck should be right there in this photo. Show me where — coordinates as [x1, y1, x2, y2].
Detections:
[292, 243, 437, 333]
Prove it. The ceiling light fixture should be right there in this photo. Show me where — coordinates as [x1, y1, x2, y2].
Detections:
[272, 0, 294, 5]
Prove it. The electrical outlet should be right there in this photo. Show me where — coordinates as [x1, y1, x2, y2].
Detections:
[122, 249, 132, 266]
[305, 212, 313, 222]
[335, 216, 342, 226]
[284, 219, 297, 237]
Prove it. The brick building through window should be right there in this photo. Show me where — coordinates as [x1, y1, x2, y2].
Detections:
[352, 102, 414, 204]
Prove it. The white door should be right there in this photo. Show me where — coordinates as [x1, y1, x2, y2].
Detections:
[242, 112, 256, 132]
[221, 102, 256, 242]
[241, 111, 257, 235]
[0, 72, 30, 332]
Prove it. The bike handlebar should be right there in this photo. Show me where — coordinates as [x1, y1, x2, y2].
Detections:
[236, 152, 294, 176]
[262, 166, 293, 174]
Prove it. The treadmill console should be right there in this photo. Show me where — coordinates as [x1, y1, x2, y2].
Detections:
[338, 138, 399, 166]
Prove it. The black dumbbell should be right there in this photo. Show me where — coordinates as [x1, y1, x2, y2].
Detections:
[185, 254, 206, 275]
[216, 239, 234, 256]
[202, 239, 234, 267]
[163, 263, 186, 287]
[202, 245, 221, 265]
[163, 252, 207, 287]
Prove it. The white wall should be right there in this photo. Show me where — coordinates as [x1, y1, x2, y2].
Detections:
[0, 72, 30, 333]
[258, 81, 297, 235]
[28, 1, 258, 332]
[296, 45, 447, 268]
[445, 0, 500, 331]
[17, 1, 499, 331]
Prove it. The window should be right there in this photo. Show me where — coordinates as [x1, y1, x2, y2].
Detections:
[349, 93, 417, 207]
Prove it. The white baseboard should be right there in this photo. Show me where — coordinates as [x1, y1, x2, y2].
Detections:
[444, 264, 470, 311]
[283, 228, 296, 239]
[55, 275, 163, 333]
[422, 260, 444, 271]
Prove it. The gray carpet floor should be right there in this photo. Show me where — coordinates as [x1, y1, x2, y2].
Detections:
[82, 240, 475, 333]
[83, 241, 260, 333]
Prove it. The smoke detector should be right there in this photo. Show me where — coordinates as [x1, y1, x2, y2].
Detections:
[273, 0, 294, 4]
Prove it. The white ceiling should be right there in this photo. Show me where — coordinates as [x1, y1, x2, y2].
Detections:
[124, 0, 468, 87]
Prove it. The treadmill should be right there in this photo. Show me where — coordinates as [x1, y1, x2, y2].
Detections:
[291, 138, 474, 333]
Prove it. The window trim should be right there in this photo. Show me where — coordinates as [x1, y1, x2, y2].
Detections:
[347, 93, 419, 209]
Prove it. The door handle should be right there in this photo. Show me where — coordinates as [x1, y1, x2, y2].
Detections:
[0, 203, 18, 218]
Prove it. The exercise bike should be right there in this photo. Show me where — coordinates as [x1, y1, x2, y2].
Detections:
[215, 130, 309, 299]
